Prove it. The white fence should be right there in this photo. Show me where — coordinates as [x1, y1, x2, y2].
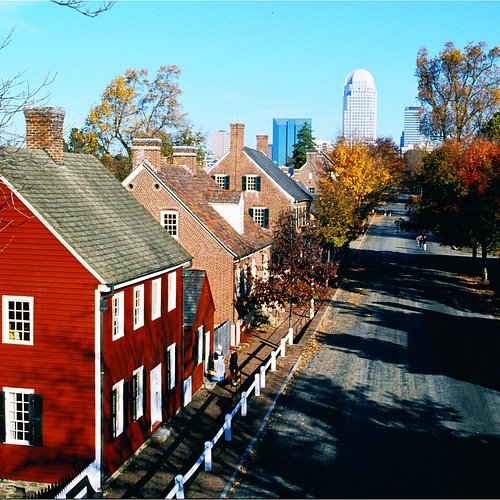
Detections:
[165, 328, 294, 499]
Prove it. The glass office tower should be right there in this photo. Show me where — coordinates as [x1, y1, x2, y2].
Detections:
[272, 118, 312, 166]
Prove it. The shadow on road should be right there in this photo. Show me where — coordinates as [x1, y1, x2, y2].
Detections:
[233, 374, 499, 499]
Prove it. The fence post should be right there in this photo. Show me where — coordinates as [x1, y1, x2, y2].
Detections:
[260, 365, 266, 388]
[225, 414, 232, 441]
[254, 373, 261, 396]
[280, 337, 286, 357]
[241, 391, 248, 417]
[310, 298, 315, 319]
[175, 475, 185, 499]
[204, 441, 212, 472]
[271, 350, 277, 371]
[288, 327, 293, 345]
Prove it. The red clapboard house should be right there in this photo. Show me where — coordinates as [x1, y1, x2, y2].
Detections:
[0, 107, 197, 491]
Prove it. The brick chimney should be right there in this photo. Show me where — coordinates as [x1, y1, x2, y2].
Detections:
[256, 134, 268, 156]
[131, 138, 162, 171]
[24, 107, 65, 164]
[230, 123, 245, 153]
[172, 146, 198, 173]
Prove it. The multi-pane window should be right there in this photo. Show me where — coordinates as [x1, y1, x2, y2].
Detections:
[307, 186, 316, 195]
[161, 210, 179, 239]
[1, 388, 42, 446]
[111, 380, 124, 438]
[294, 205, 308, 228]
[167, 272, 176, 312]
[242, 175, 261, 191]
[213, 174, 230, 190]
[133, 285, 144, 330]
[166, 344, 176, 390]
[248, 207, 269, 228]
[112, 292, 124, 340]
[151, 278, 162, 320]
[2, 296, 34, 345]
[131, 367, 144, 421]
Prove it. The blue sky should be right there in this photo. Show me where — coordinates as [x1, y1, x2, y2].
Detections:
[1, 1, 499, 150]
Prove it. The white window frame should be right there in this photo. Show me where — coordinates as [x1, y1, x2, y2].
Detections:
[167, 343, 176, 390]
[2, 296, 34, 345]
[214, 174, 229, 190]
[167, 272, 176, 312]
[3, 387, 34, 445]
[251, 207, 269, 228]
[111, 380, 125, 438]
[150, 364, 162, 426]
[112, 292, 125, 340]
[132, 366, 144, 420]
[161, 210, 179, 239]
[133, 285, 144, 330]
[151, 278, 162, 320]
[244, 174, 259, 191]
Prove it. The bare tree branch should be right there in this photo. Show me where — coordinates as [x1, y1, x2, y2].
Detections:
[50, 0, 115, 18]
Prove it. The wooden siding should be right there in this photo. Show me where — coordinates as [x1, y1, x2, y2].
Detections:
[0, 185, 97, 483]
[183, 274, 215, 394]
[102, 267, 185, 476]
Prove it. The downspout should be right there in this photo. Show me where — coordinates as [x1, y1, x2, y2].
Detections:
[97, 284, 115, 496]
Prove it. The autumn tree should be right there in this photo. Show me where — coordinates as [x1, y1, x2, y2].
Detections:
[290, 122, 316, 169]
[406, 139, 500, 277]
[50, 0, 114, 17]
[315, 139, 393, 255]
[401, 147, 428, 193]
[416, 41, 500, 142]
[249, 211, 338, 325]
[479, 111, 500, 140]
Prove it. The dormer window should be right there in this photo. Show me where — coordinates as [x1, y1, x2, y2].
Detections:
[242, 175, 261, 192]
[213, 174, 230, 190]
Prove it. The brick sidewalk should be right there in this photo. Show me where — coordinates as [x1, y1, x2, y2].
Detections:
[103, 301, 332, 499]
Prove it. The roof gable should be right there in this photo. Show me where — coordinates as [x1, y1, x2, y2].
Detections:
[243, 147, 312, 202]
[0, 148, 191, 286]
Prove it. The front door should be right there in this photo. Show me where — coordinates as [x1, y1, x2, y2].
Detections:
[150, 364, 162, 426]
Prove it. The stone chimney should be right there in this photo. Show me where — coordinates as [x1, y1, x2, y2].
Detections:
[131, 138, 162, 171]
[24, 107, 65, 164]
[172, 146, 198, 173]
[230, 123, 245, 153]
[256, 134, 268, 156]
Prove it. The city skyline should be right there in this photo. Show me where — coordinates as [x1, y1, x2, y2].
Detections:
[1, 2, 499, 149]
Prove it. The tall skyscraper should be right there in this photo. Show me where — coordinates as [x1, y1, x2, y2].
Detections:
[211, 129, 230, 159]
[400, 105, 424, 152]
[342, 69, 377, 143]
[272, 118, 312, 166]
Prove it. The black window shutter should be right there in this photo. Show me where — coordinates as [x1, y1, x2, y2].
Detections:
[263, 209, 270, 229]
[242, 176, 247, 191]
[255, 176, 261, 191]
[131, 375, 137, 421]
[111, 389, 117, 439]
[142, 372, 147, 417]
[224, 176, 230, 190]
[194, 332, 200, 365]
[248, 208, 254, 218]
[211, 175, 215, 181]
[166, 351, 172, 390]
[123, 380, 129, 431]
[0, 392, 5, 443]
[28, 394, 43, 447]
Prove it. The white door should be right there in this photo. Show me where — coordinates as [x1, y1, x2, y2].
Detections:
[150, 364, 162, 426]
[204, 330, 211, 371]
[183, 376, 192, 407]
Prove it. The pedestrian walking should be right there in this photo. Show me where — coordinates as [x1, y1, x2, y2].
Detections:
[422, 235, 427, 251]
[229, 346, 240, 387]
[213, 345, 225, 382]
[416, 234, 422, 249]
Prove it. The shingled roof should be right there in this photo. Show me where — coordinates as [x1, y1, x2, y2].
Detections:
[182, 269, 206, 327]
[243, 147, 313, 202]
[0, 147, 191, 286]
[140, 164, 272, 259]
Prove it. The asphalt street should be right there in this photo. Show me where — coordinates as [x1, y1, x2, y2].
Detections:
[228, 200, 500, 499]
